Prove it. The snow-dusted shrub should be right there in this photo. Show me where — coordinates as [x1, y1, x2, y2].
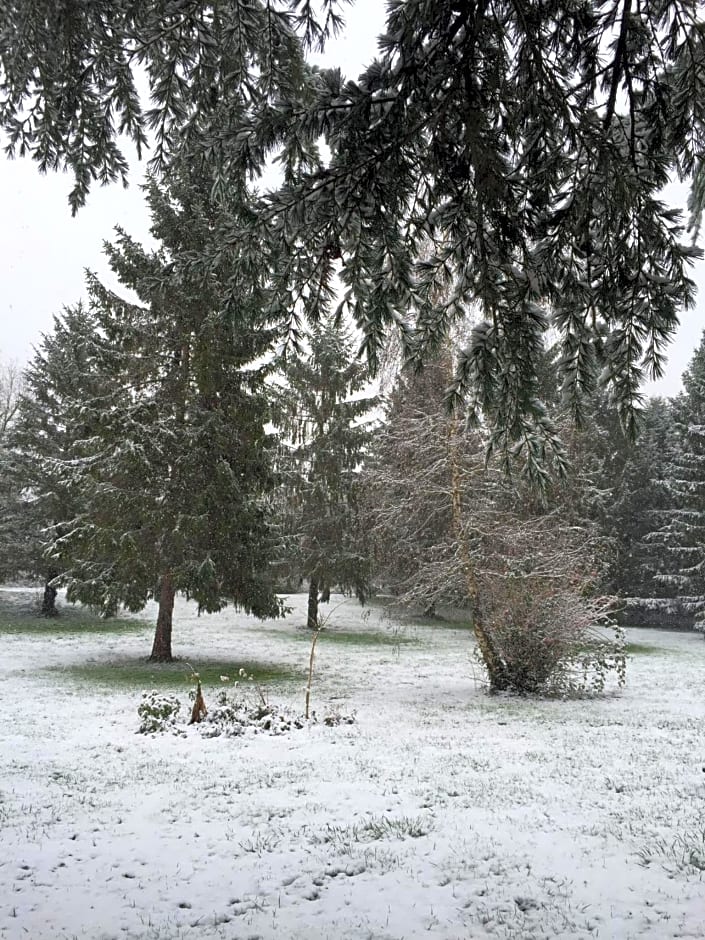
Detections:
[137, 690, 182, 733]
[322, 708, 357, 727]
[201, 689, 356, 737]
[136, 670, 356, 739]
[201, 689, 306, 737]
[480, 576, 626, 696]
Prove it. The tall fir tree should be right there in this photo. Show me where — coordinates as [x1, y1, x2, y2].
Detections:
[273, 319, 376, 629]
[19, 171, 282, 658]
[649, 334, 705, 631]
[608, 398, 686, 622]
[0, 357, 29, 587]
[1, 310, 101, 613]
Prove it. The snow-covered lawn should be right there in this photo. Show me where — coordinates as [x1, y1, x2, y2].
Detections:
[1, 588, 703, 940]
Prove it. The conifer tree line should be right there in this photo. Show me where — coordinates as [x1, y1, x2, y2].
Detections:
[2, 178, 705, 686]
[0, 168, 379, 662]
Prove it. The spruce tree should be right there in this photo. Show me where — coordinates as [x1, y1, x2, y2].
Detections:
[608, 398, 684, 621]
[0, 312, 100, 613]
[273, 320, 376, 629]
[17, 173, 282, 658]
[0, 356, 30, 587]
[649, 334, 705, 631]
[1, 2, 704, 455]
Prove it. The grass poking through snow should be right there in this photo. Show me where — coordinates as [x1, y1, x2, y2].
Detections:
[46, 657, 304, 690]
[625, 642, 662, 655]
[271, 626, 418, 648]
[0, 594, 146, 636]
[2, 589, 704, 940]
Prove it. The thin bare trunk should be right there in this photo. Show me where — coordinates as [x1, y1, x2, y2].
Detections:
[307, 578, 319, 630]
[448, 420, 509, 692]
[150, 572, 175, 662]
[305, 628, 321, 720]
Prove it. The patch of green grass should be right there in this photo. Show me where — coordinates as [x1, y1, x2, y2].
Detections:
[403, 615, 474, 631]
[311, 814, 433, 848]
[0, 596, 146, 636]
[46, 657, 304, 690]
[313, 628, 417, 647]
[626, 643, 660, 656]
[358, 596, 473, 630]
[264, 626, 418, 647]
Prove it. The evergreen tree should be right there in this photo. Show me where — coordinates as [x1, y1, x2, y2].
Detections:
[649, 334, 705, 631]
[550, 397, 630, 527]
[273, 320, 376, 629]
[608, 398, 683, 616]
[0, 356, 28, 586]
[1, 2, 704, 455]
[18, 173, 282, 658]
[0, 314, 100, 613]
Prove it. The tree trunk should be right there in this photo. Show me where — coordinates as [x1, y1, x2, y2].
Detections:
[307, 578, 319, 630]
[41, 580, 58, 618]
[150, 572, 175, 662]
[448, 420, 509, 692]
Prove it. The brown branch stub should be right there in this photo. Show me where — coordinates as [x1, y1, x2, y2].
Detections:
[189, 678, 208, 724]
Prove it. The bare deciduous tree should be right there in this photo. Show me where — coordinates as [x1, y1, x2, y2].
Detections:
[364, 353, 625, 695]
[0, 357, 23, 440]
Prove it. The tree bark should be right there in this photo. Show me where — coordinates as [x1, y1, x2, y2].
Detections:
[307, 578, 319, 630]
[41, 580, 58, 617]
[448, 419, 509, 692]
[150, 572, 175, 662]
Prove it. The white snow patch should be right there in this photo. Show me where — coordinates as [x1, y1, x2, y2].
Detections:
[1, 590, 704, 939]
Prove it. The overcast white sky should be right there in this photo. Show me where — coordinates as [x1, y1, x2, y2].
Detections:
[1, 2, 703, 398]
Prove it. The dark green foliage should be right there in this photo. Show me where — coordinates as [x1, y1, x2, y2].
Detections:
[551, 394, 632, 528]
[273, 319, 376, 626]
[0, 320, 93, 608]
[648, 333, 705, 628]
[11, 168, 283, 654]
[2, 1, 704, 461]
[609, 398, 681, 602]
[0, 357, 26, 582]
[605, 337, 705, 630]
[0, 0, 342, 209]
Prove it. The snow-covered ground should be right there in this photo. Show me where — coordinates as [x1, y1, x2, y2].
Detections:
[1, 588, 703, 940]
